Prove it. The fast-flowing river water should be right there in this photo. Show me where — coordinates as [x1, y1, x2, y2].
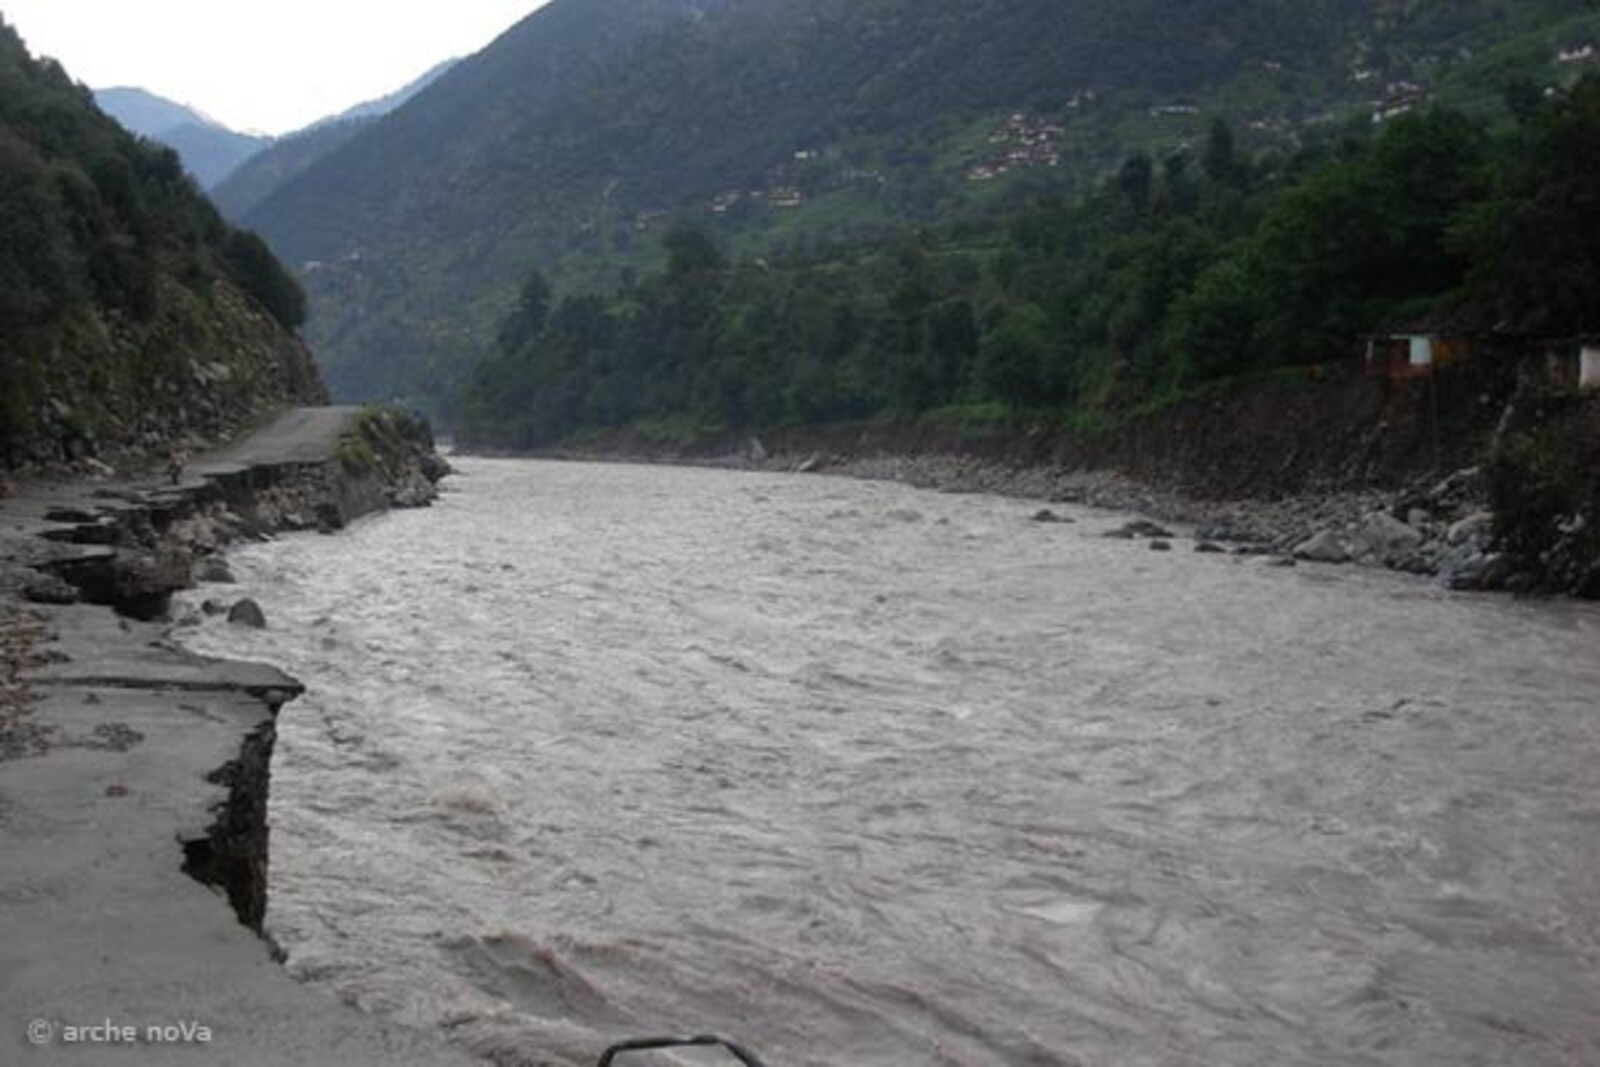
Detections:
[180, 458, 1600, 1067]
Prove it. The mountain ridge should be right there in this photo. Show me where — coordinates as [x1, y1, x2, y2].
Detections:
[93, 86, 270, 188]
[210, 58, 461, 221]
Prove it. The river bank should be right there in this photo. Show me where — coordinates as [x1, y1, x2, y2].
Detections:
[535, 443, 1510, 593]
[528, 361, 1600, 598]
[0, 406, 470, 1065]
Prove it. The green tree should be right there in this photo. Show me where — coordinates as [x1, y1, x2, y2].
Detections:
[225, 230, 306, 330]
[977, 302, 1057, 409]
[497, 268, 552, 356]
[663, 224, 726, 280]
[1465, 75, 1600, 333]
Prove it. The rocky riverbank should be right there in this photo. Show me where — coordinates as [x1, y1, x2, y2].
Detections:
[535, 439, 1521, 595]
[527, 358, 1600, 598]
[792, 452, 1520, 591]
[0, 406, 471, 1066]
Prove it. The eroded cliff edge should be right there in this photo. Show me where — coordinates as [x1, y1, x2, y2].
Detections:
[0, 406, 473, 1066]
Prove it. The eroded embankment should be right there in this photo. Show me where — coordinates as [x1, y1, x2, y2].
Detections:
[3, 405, 449, 922]
[0, 406, 471, 1067]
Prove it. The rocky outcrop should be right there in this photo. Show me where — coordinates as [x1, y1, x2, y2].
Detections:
[227, 598, 268, 629]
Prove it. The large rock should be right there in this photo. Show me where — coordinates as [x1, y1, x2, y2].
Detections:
[1447, 511, 1493, 547]
[420, 452, 453, 483]
[1351, 511, 1424, 559]
[1444, 552, 1525, 592]
[1293, 529, 1351, 564]
[1104, 519, 1173, 540]
[227, 598, 267, 629]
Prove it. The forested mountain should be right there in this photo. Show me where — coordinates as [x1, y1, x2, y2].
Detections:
[0, 18, 323, 468]
[457, 81, 1600, 445]
[211, 59, 459, 221]
[243, 0, 1600, 411]
[93, 86, 270, 188]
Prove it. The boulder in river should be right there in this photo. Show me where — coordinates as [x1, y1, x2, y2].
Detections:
[1445, 552, 1526, 593]
[1031, 509, 1074, 524]
[196, 557, 235, 584]
[227, 598, 267, 629]
[1105, 519, 1173, 540]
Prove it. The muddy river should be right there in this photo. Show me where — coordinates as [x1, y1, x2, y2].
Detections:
[180, 458, 1600, 1066]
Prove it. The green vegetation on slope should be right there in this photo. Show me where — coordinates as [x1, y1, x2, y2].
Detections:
[243, 0, 1600, 412]
[456, 78, 1600, 451]
[0, 18, 322, 468]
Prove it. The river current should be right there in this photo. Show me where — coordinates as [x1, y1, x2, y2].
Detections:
[179, 458, 1600, 1067]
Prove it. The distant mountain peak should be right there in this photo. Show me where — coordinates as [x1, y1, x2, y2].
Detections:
[93, 86, 220, 137]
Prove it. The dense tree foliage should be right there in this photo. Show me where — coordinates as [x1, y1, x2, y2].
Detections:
[459, 78, 1600, 449]
[1464, 75, 1600, 334]
[0, 17, 316, 464]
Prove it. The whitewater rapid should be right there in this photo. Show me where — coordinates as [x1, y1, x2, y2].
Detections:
[179, 458, 1600, 1066]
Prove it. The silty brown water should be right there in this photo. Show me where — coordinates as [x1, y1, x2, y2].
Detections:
[179, 458, 1600, 1067]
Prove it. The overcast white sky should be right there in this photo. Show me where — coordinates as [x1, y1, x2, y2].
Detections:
[3, 1, 547, 135]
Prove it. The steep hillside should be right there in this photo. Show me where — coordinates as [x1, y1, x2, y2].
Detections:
[242, 0, 726, 403]
[0, 19, 325, 470]
[93, 86, 270, 188]
[211, 59, 458, 221]
[243, 0, 1600, 411]
[147, 120, 270, 188]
